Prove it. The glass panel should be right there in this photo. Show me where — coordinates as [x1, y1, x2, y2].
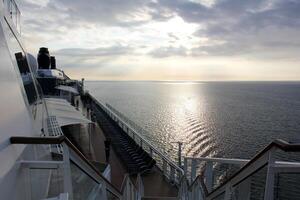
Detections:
[15, 52, 38, 104]
[70, 161, 103, 200]
[232, 165, 267, 200]
[30, 168, 64, 200]
[15, 144, 64, 199]
[3, 18, 39, 107]
[3, 0, 21, 32]
[274, 173, 300, 199]
[212, 163, 241, 190]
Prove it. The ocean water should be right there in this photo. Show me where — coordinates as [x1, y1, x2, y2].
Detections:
[86, 81, 300, 161]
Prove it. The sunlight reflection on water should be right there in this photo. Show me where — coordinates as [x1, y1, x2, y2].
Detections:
[86, 81, 300, 163]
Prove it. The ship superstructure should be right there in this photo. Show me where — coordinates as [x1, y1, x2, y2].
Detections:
[1, 0, 300, 200]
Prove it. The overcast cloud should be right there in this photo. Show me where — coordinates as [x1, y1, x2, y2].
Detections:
[19, 0, 300, 80]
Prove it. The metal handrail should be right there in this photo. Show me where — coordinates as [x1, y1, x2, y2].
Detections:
[178, 139, 300, 199]
[208, 139, 300, 196]
[184, 139, 300, 199]
[105, 103, 181, 170]
[87, 93, 184, 180]
[184, 157, 249, 165]
[10, 135, 123, 198]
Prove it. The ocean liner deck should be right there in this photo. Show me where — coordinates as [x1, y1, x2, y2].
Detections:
[1, 0, 300, 199]
[64, 95, 178, 197]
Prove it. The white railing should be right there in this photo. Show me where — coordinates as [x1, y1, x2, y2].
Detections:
[86, 93, 300, 199]
[183, 140, 300, 200]
[10, 136, 127, 200]
[121, 174, 144, 200]
[184, 157, 249, 193]
[88, 94, 184, 184]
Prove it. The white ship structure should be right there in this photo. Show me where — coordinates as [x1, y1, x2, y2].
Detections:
[0, 0, 300, 199]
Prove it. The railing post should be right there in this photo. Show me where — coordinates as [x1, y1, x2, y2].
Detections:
[224, 185, 232, 200]
[178, 142, 183, 168]
[62, 143, 73, 199]
[163, 160, 167, 177]
[170, 165, 175, 182]
[149, 147, 153, 158]
[101, 182, 108, 200]
[204, 161, 213, 192]
[184, 157, 188, 176]
[264, 149, 275, 200]
[191, 159, 197, 183]
[137, 174, 144, 199]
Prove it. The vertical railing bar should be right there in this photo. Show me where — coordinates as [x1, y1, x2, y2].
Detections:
[264, 148, 275, 200]
[62, 143, 73, 200]
[191, 159, 197, 183]
[204, 161, 213, 193]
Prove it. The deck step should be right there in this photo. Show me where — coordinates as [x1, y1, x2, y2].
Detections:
[142, 196, 178, 200]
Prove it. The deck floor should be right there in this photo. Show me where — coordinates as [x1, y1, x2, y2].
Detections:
[69, 95, 178, 197]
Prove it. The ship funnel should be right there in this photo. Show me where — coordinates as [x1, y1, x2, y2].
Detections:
[37, 47, 50, 69]
[50, 56, 56, 69]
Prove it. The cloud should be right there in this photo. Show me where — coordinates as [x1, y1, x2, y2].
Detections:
[54, 45, 133, 57]
[18, 0, 300, 80]
[149, 46, 188, 58]
[146, 0, 300, 58]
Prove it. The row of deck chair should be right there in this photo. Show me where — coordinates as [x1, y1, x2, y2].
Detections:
[92, 103, 156, 175]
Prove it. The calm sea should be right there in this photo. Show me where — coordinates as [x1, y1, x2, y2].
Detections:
[86, 81, 300, 161]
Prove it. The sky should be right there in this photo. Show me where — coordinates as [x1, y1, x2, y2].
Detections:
[19, 0, 300, 81]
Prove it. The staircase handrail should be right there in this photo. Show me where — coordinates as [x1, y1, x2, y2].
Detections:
[10, 135, 122, 198]
[182, 139, 300, 199]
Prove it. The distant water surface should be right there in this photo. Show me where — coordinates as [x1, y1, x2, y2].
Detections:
[86, 81, 300, 161]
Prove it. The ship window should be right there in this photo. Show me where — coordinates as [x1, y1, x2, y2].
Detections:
[15, 52, 38, 104]
[4, 0, 21, 33]
[15, 52, 29, 73]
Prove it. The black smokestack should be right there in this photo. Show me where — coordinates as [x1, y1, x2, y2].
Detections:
[37, 47, 50, 69]
[50, 56, 56, 69]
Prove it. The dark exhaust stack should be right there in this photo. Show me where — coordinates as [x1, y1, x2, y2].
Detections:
[50, 56, 56, 69]
[37, 47, 50, 69]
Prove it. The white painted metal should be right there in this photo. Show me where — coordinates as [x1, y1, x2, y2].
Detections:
[264, 149, 275, 200]
[45, 98, 92, 127]
[62, 144, 73, 200]
[136, 174, 144, 199]
[204, 161, 213, 192]
[55, 85, 79, 95]
[185, 157, 249, 165]
[185, 145, 300, 200]
[0, 1, 49, 199]
[191, 159, 197, 183]
[19, 160, 63, 169]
